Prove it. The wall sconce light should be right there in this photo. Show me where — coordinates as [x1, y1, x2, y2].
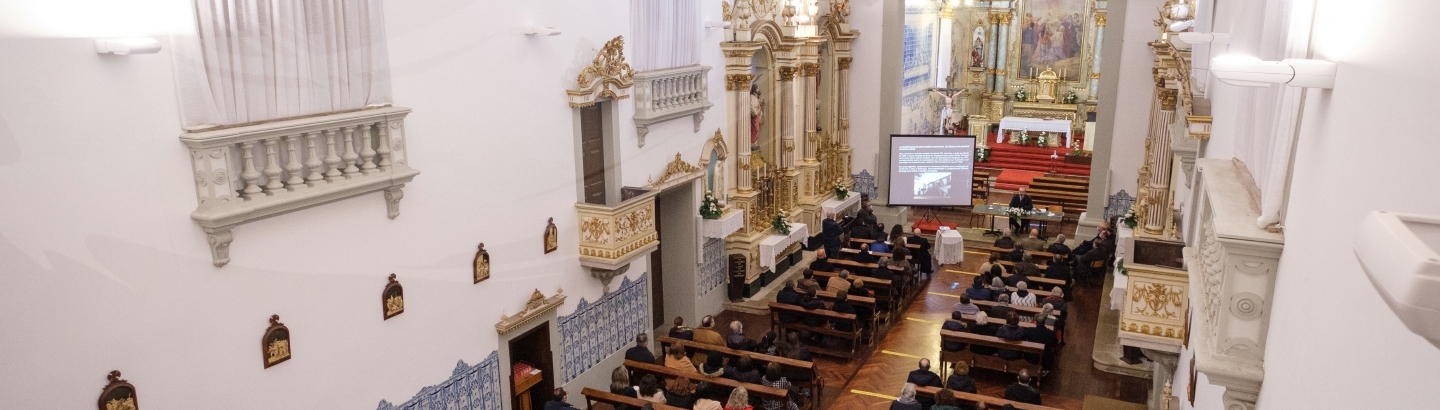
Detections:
[1211, 56, 1337, 89]
[522, 26, 562, 36]
[704, 21, 732, 29]
[95, 37, 161, 55]
[1355, 211, 1440, 349]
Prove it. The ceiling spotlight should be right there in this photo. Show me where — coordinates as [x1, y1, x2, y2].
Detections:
[1210, 56, 1337, 89]
[522, 26, 562, 36]
[95, 37, 161, 55]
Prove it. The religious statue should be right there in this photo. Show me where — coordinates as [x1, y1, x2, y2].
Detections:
[970, 26, 986, 68]
[929, 88, 965, 135]
[750, 84, 764, 152]
[266, 339, 290, 364]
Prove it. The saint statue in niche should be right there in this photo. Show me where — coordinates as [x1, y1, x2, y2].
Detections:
[750, 84, 764, 152]
[544, 218, 559, 254]
[261, 315, 291, 368]
[970, 26, 986, 68]
[473, 243, 490, 283]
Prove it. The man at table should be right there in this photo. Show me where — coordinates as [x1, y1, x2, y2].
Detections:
[1008, 188, 1034, 232]
[821, 211, 843, 257]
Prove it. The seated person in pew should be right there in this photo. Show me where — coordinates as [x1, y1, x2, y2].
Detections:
[848, 279, 875, 326]
[1004, 262, 1031, 288]
[995, 312, 1029, 361]
[1043, 255, 1071, 287]
[909, 227, 934, 274]
[798, 269, 821, 294]
[1042, 288, 1067, 312]
[785, 331, 814, 363]
[965, 276, 994, 302]
[890, 383, 922, 410]
[799, 289, 828, 327]
[699, 352, 726, 378]
[665, 377, 698, 409]
[1047, 234, 1071, 256]
[994, 228, 1016, 249]
[825, 270, 852, 294]
[775, 280, 803, 324]
[1012, 254, 1040, 281]
[907, 358, 944, 409]
[870, 260, 896, 282]
[693, 385, 725, 410]
[1019, 228, 1046, 251]
[946, 362, 979, 400]
[638, 374, 667, 404]
[545, 387, 581, 410]
[1003, 370, 1043, 405]
[670, 317, 695, 341]
[754, 331, 778, 356]
[627, 333, 657, 366]
[891, 247, 917, 280]
[609, 367, 639, 409]
[1010, 282, 1038, 308]
[726, 387, 754, 410]
[1007, 246, 1027, 263]
[966, 312, 999, 355]
[693, 316, 728, 364]
[809, 249, 835, 273]
[759, 363, 795, 410]
[723, 356, 763, 385]
[853, 243, 878, 264]
[727, 321, 758, 351]
[1025, 314, 1059, 373]
[953, 294, 981, 316]
[988, 295, 1015, 327]
[665, 343, 697, 374]
[978, 253, 1003, 279]
[931, 388, 962, 410]
[941, 311, 969, 352]
[988, 278, 1009, 302]
[830, 292, 858, 332]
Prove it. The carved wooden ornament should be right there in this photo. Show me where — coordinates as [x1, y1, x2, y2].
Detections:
[544, 218, 559, 254]
[262, 315, 291, 369]
[98, 370, 138, 410]
[474, 243, 490, 284]
[383, 274, 404, 320]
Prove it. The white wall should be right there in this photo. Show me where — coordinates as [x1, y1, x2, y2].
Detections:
[848, 0, 889, 178]
[1256, 0, 1440, 407]
[0, 0, 725, 409]
[1099, 0, 1167, 200]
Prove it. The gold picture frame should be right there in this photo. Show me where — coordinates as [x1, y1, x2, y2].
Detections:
[383, 274, 404, 320]
[543, 218, 558, 254]
[474, 243, 491, 283]
[262, 315, 291, 369]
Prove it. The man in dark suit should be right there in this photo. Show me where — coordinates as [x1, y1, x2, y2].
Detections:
[1047, 233, 1072, 256]
[994, 228, 1016, 249]
[1003, 370, 1043, 405]
[775, 280, 803, 324]
[853, 243, 878, 264]
[906, 358, 944, 408]
[830, 291, 858, 331]
[809, 249, 835, 273]
[941, 311, 968, 352]
[821, 211, 844, 257]
[624, 333, 657, 382]
[1009, 188, 1035, 232]
[908, 227, 933, 274]
[799, 289, 829, 327]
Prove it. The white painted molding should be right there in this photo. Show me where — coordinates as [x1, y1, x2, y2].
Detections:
[1185, 158, 1283, 410]
[633, 65, 713, 147]
[180, 107, 419, 267]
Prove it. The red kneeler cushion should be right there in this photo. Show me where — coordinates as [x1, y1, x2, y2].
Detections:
[912, 220, 957, 235]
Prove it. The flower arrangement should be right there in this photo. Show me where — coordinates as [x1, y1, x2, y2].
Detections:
[1063, 90, 1079, 104]
[1015, 129, 1031, 145]
[700, 190, 723, 220]
[1014, 87, 1028, 102]
[1006, 206, 1028, 227]
[833, 179, 849, 200]
[1122, 205, 1138, 229]
[976, 146, 991, 162]
[1035, 133, 1048, 147]
[772, 209, 791, 235]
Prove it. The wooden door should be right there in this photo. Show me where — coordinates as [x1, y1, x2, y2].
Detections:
[650, 198, 665, 329]
[581, 104, 606, 205]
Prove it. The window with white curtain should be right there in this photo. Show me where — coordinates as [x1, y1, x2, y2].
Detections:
[630, 0, 699, 72]
[172, 0, 392, 130]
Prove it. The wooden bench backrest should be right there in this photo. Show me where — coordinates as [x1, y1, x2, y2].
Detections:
[767, 302, 858, 322]
[812, 270, 892, 289]
[947, 314, 1036, 328]
[939, 330, 1044, 353]
[971, 299, 1053, 316]
[979, 246, 1059, 260]
[622, 360, 790, 401]
[581, 387, 687, 410]
[655, 336, 815, 373]
[816, 290, 877, 308]
[913, 386, 1061, 410]
[849, 237, 921, 249]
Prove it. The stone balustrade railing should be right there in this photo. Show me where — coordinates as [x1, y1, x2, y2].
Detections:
[181, 107, 419, 267]
[632, 65, 713, 147]
[576, 190, 659, 271]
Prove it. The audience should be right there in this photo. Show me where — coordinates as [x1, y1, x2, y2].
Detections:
[1011, 282, 1037, 308]
[1019, 228, 1045, 251]
[889, 383, 922, 410]
[1003, 370, 1042, 405]
[545, 388, 580, 410]
[1047, 234, 1071, 255]
[946, 361, 978, 395]
[798, 269, 821, 294]
[699, 352, 725, 377]
[994, 228, 1016, 249]
[725, 387, 753, 410]
[910, 227, 934, 274]
[988, 279, 1009, 303]
[800, 289, 828, 327]
[941, 311, 968, 352]
[809, 250, 835, 273]
[978, 253, 1002, 278]
[830, 291, 858, 332]
[853, 243, 878, 264]
[759, 363, 793, 410]
[1004, 260, 1031, 288]
[1007, 246, 1026, 263]
[869, 236, 891, 253]
[847, 279, 874, 326]
[953, 294, 980, 315]
[965, 276, 993, 301]
[670, 317, 694, 340]
[1043, 287, 1067, 312]
[609, 367, 638, 410]
[727, 321, 757, 351]
[821, 211, 843, 257]
[625, 333, 656, 365]
[826, 270, 852, 294]
[692, 316, 726, 364]
[664, 343, 696, 373]
[754, 331, 778, 355]
[785, 332, 813, 362]
[1026, 318, 1059, 371]
[967, 311, 999, 355]
[725, 356, 763, 384]
[1044, 254, 1071, 286]
[664, 377, 698, 408]
[776, 280, 802, 324]
[637, 374, 666, 404]
[995, 312, 1028, 361]
[931, 388, 962, 410]
[907, 358, 943, 409]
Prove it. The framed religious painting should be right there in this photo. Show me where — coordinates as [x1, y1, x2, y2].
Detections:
[543, 218, 558, 254]
[261, 315, 291, 369]
[97, 370, 138, 410]
[383, 274, 404, 320]
[474, 243, 490, 283]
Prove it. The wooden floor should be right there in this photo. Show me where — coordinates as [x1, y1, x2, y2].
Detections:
[716, 205, 1150, 409]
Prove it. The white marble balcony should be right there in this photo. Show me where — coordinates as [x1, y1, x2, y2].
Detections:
[632, 64, 713, 146]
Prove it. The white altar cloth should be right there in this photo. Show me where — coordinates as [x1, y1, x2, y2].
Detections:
[702, 209, 745, 239]
[998, 116, 1073, 148]
[759, 222, 810, 273]
[821, 194, 862, 218]
[1109, 225, 1135, 310]
[934, 228, 965, 265]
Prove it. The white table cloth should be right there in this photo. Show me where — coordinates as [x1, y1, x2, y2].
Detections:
[758, 222, 810, 273]
[934, 228, 965, 265]
[702, 208, 745, 239]
[1108, 226, 1135, 310]
[997, 116, 1073, 148]
[820, 194, 861, 218]
[1110, 267, 1128, 311]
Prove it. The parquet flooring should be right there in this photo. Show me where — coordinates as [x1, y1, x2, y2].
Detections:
[717, 204, 1151, 409]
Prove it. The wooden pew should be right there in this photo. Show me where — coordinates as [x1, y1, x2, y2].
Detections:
[850, 237, 921, 250]
[971, 299, 1058, 317]
[838, 247, 911, 260]
[767, 302, 862, 360]
[944, 269, 1067, 289]
[581, 387, 687, 410]
[976, 246, 1059, 260]
[816, 290, 880, 339]
[955, 313, 1035, 328]
[622, 360, 790, 403]
[655, 336, 822, 409]
[813, 270, 895, 321]
[936, 330, 1044, 381]
[913, 386, 1061, 410]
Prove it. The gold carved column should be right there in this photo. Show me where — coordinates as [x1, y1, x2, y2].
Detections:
[1138, 85, 1179, 236]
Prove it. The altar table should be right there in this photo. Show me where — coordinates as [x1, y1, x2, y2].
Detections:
[997, 116, 1073, 148]
[759, 222, 809, 273]
[821, 194, 862, 219]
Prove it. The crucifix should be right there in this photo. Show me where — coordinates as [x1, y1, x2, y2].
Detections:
[930, 87, 968, 135]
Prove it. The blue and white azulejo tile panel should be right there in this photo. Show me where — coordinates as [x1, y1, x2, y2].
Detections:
[376, 351, 502, 410]
[699, 238, 727, 296]
[558, 273, 650, 382]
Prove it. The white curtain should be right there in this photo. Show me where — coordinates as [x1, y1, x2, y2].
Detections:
[173, 0, 392, 130]
[630, 0, 699, 72]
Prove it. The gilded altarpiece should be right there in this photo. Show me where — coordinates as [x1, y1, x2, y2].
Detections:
[719, 0, 857, 290]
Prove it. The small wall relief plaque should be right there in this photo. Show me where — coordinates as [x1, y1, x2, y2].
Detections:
[474, 243, 491, 284]
[383, 274, 404, 320]
[262, 315, 291, 368]
[544, 218, 559, 254]
[98, 370, 137, 410]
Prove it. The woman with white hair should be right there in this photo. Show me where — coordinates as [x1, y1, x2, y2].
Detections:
[988, 276, 1007, 298]
[726, 320, 757, 350]
[967, 311, 999, 355]
[725, 386, 753, 410]
[889, 383, 922, 410]
[1011, 281, 1038, 307]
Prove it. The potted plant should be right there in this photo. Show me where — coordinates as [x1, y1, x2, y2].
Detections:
[700, 190, 723, 220]
[833, 179, 849, 200]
